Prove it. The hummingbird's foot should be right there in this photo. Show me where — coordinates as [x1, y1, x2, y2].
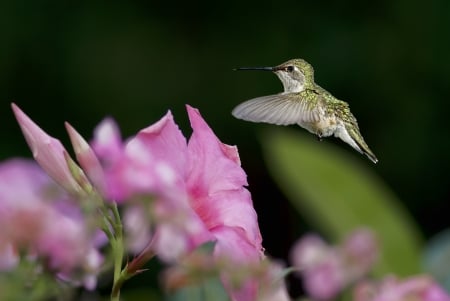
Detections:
[316, 132, 323, 142]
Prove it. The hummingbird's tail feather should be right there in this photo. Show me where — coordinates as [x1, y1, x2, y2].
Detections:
[346, 126, 378, 164]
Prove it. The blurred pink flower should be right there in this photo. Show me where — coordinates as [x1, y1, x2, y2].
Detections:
[0, 158, 102, 288]
[341, 228, 378, 281]
[290, 234, 344, 300]
[90, 115, 187, 202]
[123, 205, 153, 253]
[290, 234, 330, 269]
[303, 251, 344, 300]
[91, 105, 263, 300]
[290, 229, 378, 300]
[11, 104, 84, 195]
[353, 275, 450, 301]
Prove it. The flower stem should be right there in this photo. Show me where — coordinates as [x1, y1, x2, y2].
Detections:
[108, 203, 125, 301]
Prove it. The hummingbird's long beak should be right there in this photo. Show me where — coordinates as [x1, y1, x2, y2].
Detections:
[233, 66, 274, 71]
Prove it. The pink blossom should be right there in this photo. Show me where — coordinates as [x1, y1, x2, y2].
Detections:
[304, 252, 344, 300]
[11, 104, 84, 195]
[91, 105, 263, 300]
[0, 158, 102, 287]
[353, 275, 450, 301]
[123, 205, 153, 253]
[290, 234, 330, 269]
[290, 234, 344, 300]
[290, 229, 379, 300]
[341, 228, 378, 281]
[90, 116, 185, 201]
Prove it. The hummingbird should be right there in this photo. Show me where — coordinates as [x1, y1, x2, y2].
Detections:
[232, 58, 378, 163]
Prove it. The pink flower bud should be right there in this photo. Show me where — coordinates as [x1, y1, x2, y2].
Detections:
[11, 104, 83, 195]
[65, 122, 105, 192]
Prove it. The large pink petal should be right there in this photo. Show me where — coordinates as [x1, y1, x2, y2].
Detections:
[120, 110, 189, 198]
[133, 110, 188, 181]
[186, 105, 247, 195]
[185, 105, 262, 252]
[194, 189, 262, 252]
[213, 226, 263, 263]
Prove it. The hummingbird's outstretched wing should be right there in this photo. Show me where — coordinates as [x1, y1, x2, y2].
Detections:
[232, 93, 320, 126]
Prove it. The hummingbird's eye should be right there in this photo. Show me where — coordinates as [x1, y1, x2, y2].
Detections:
[286, 66, 294, 72]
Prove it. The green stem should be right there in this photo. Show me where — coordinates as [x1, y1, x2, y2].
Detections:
[110, 241, 124, 301]
[105, 203, 154, 300]
[109, 203, 125, 301]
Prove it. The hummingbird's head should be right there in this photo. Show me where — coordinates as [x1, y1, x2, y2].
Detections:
[272, 59, 315, 93]
[235, 58, 315, 93]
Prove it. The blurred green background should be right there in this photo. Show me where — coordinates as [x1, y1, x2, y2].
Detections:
[1, 0, 450, 298]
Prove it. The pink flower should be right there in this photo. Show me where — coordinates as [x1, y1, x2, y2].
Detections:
[290, 229, 378, 300]
[0, 158, 102, 288]
[91, 115, 187, 202]
[290, 234, 330, 269]
[91, 105, 263, 300]
[290, 234, 344, 300]
[341, 228, 378, 280]
[353, 275, 450, 301]
[123, 205, 153, 253]
[303, 251, 344, 300]
[11, 104, 84, 195]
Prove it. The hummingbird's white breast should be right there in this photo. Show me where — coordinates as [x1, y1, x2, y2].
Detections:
[275, 71, 305, 93]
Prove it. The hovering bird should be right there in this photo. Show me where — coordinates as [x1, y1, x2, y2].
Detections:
[232, 58, 378, 163]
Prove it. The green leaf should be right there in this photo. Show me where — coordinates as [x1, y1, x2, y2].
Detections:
[261, 128, 422, 275]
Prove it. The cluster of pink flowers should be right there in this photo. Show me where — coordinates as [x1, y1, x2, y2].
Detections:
[0, 158, 102, 289]
[1, 103, 267, 301]
[290, 229, 379, 300]
[354, 275, 450, 301]
[2, 102, 450, 301]
[290, 230, 450, 301]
